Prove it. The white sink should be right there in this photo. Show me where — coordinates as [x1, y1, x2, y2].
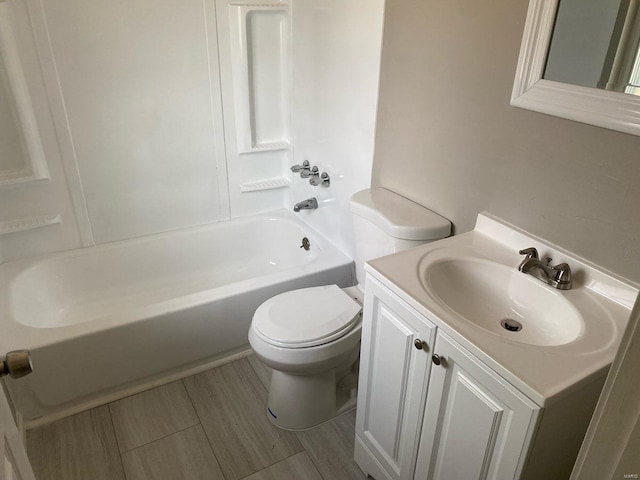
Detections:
[421, 257, 583, 346]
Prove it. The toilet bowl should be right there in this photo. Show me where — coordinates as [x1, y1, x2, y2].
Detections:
[249, 187, 451, 430]
[249, 285, 362, 430]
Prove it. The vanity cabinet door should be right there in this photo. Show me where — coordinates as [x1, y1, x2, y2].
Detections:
[415, 332, 539, 480]
[355, 276, 437, 480]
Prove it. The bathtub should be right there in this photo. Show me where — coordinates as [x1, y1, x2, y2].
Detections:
[0, 210, 354, 423]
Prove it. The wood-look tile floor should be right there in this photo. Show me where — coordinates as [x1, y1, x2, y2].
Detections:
[26, 355, 367, 480]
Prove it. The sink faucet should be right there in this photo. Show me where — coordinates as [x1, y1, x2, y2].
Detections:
[293, 197, 318, 212]
[518, 247, 572, 290]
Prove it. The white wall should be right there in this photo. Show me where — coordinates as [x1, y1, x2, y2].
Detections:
[0, 0, 228, 260]
[0, 1, 83, 262]
[289, 0, 385, 259]
[373, 0, 640, 283]
[36, 0, 228, 244]
[0, 0, 384, 264]
[0, 65, 25, 174]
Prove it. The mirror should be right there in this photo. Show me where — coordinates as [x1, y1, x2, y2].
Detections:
[544, 0, 640, 95]
[0, 3, 48, 188]
[511, 0, 640, 136]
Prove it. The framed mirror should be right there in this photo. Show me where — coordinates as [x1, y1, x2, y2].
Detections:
[0, 2, 49, 188]
[511, 0, 640, 136]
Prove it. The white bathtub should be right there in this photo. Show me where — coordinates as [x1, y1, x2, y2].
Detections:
[0, 210, 354, 422]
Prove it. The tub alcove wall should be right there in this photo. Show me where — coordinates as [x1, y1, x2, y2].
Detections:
[0, 0, 384, 423]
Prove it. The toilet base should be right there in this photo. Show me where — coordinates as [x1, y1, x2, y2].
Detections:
[265, 358, 359, 431]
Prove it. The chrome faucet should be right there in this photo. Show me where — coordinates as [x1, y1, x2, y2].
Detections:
[291, 161, 331, 187]
[293, 197, 318, 212]
[291, 160, 311, 177]
[517, 247, 572, 290]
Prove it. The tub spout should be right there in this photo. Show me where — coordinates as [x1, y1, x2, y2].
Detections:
[293, 197, 318, 212]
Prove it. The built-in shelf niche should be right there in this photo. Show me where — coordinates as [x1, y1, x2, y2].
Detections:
[228, 2, 291, 154]
[0, 3, 49, 189]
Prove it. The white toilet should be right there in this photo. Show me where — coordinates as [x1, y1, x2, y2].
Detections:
[248, 187, 451, 430]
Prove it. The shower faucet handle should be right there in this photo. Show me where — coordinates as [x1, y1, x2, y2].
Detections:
[290, 160, 310, 174]
[301, 165, 317, 179]
[310, 171, 330, 187]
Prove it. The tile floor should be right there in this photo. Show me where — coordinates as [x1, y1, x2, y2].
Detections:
[26, 354, 367, 480]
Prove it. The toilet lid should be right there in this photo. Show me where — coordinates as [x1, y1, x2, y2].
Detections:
[252, 285, 362, 348]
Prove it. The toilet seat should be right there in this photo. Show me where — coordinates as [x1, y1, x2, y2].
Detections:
[252, 285, 361, 348]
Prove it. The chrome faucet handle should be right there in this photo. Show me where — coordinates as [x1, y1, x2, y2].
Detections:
[517, 247, 539, 272]
[302, 165, 318, 179]
[290, 160, 310, 173]
[553, 263, 572, 284]
[309, 171, 330, 187]
[518, 247, 539, 259]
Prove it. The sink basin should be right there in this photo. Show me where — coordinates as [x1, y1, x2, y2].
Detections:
[421, 257, 584, 346]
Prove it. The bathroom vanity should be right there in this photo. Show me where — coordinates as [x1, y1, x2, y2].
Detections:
[354, 214, 637, 480]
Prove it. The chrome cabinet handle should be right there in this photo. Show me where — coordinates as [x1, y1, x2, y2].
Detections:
[414, 339, 425, 350]
[432, 354, 442, 366]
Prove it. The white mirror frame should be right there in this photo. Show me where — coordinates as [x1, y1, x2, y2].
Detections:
[511, 0, 640, 136]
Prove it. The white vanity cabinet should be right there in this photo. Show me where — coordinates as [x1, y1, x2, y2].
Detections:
[355, 275, 540, 480]
[354, 275, 438, 480]
[414, 332, 539, 479]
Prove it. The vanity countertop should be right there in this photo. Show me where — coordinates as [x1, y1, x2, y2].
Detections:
[365, 213, 638, 406]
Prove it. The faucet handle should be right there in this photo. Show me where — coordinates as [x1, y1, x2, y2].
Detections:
[302, 165, 318, 179]
[553, 263, 572, 285]
[518, 247, 539, 260]
[291, 160, 310, 173]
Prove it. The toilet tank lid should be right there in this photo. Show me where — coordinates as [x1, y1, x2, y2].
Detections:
[350, 188, 451, 240]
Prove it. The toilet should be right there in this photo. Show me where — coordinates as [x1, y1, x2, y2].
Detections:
[248, 187, 451, 430]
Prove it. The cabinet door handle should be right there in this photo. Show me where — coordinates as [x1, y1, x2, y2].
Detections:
[432, 354, 442, 366]
[414, 339, 426, 350]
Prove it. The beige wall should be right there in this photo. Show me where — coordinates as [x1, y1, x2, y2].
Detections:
[372, 0, 640, 283]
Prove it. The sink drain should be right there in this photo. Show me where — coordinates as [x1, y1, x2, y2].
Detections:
[500, 319, 523, 332]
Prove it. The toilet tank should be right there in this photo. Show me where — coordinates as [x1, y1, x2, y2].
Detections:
[349, 188, 451, 286]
